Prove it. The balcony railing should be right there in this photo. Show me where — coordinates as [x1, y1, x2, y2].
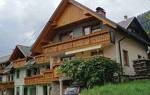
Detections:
[0, 82, 14, 89]
[34, 55, 49, 64]
[24, 70, 53, 85]
[25, 63, 64, 85]
[43, 29, 111, 54]
[13, 59, 26, 68]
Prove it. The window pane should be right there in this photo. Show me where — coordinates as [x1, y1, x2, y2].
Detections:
[92, 23, 101, 33]
[16, 69, 20, 78]
[83, 27, 91, 35]
[123, 50, 129, 66]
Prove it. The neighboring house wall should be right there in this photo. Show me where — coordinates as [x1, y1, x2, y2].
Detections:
[115, 32, 148, 75]
[120, 38, 147, 75]
[96, 31, 148, 75]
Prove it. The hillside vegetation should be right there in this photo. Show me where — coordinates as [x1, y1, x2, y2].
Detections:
[138, 11, 150, 35]
[81, 80, 150, 95]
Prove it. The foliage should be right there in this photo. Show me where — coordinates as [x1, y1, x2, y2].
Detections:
[145, 13, 150, 20]
[137, 11, 150, 32]
[81, 80, 150, 95]
[59, 56, 120, 88]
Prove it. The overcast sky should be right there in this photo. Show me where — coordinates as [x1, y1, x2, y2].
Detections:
[0, 0, 150, 56]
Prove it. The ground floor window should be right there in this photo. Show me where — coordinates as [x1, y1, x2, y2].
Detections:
[43, 86, 48, 95]
[123, 49, 129, 66]
[24, 87, 28, 95]
[29, 86, 36, 95]
[16, 87, 20, 95]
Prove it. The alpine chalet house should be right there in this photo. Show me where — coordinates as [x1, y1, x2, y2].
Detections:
[30, 0, 150, 95]
[10, 44, 52, 95]
[0, 55, 14, 95]
[0, 0, 148, 95]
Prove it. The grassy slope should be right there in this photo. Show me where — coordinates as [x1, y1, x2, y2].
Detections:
[81, 80, 150, 95]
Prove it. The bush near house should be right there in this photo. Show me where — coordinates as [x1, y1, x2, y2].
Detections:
[81, 80, 150, 95]
[59, 56, 120, 88]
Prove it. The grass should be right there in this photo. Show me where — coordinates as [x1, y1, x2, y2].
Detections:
[81, 80, 150, 95]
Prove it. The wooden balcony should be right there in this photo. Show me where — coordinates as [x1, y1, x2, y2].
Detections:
[35, 55, 49, 64]
[43, 29, 111, 54]
[25, 63, 65, 85]
[25, 70, 53, 85]
[0, 82, 14, 89]
[12, 59, 26, 68]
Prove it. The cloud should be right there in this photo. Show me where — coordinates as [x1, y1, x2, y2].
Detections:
[0, 0, 6, 8]
[0, 0, 150, 56]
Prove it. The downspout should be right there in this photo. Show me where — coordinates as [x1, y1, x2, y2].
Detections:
[118, 37, 126, 76]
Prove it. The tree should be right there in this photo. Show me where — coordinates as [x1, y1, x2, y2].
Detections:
[59, 56, 120, 88]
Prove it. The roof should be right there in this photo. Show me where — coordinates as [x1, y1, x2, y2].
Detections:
[9, 45, 31, 61]
[118, 17, 150, 45]
[118, 17, 135, 29]
[0, 55, 10, 64]
[17, 45, 31, 57]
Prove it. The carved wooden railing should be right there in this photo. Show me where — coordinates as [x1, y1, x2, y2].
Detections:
[13, 59, 26, 68]
[24, 63, 64, 85]
[34, 54, 49, 64]
[0, 82, 14, 89]
[43, 29, 111, 54]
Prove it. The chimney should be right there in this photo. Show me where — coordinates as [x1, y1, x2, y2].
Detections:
[96, 7, 106, 17]
[124, 15, 128, 20]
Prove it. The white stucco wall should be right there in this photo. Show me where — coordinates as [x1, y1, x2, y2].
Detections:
[120, 38, 147, 75]
[14, 68, 26, 95]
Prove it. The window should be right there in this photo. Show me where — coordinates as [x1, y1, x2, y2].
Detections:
[43, 86, 48, 95]
[109, 30, 115, 43]
[83, 26, 91, 35]
[46, 64, 50, 69]
[59, 31, 73, 41]
[61, 55, 75, 61]
[26, 69, 31, 77]
[91, 50, 103, 56]
[24, 87, 28, 95]
[16, 87, 20, 95]
[123, 50, 129, 66]
[33, 68, 40, 75]
[91, 23, 102, 33]
[16, 69, 20, 79]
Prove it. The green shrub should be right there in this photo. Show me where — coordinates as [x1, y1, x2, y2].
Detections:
[59, 56, 120, 88]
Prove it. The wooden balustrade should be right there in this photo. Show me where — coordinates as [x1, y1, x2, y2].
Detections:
[13, 59, 26, 68]
[25, 63, 65, 85]
[43, 29, 111, 54]
[0, 82, 14, 89]
[35, 55, 49, 64]
[25, 70, 53, 85]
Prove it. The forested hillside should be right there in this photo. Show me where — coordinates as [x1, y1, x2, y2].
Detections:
[137, 11, 150, 36]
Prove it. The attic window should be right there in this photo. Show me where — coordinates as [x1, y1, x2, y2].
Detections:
[91, 23, 102, 33]
[83, 26, 91, 35]
[59, 31, 73, 41]
[128, 28, 135, 33]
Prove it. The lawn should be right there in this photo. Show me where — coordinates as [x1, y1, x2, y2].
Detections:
[81, 80, 150, 95]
